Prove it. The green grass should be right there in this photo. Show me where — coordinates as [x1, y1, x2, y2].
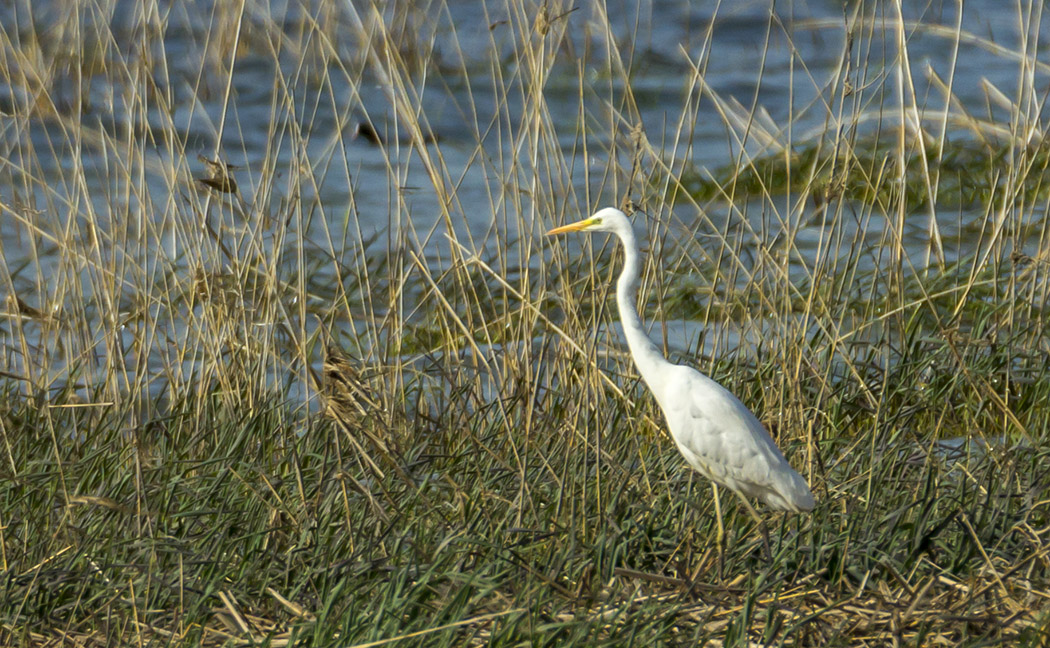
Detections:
[2, 1, 1050, 646]
[677, 133, 1050, 211]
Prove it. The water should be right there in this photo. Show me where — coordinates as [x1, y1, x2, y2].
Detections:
[3, 2, 1039, 238]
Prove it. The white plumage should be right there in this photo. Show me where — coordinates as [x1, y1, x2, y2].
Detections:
[548, 207, 815, 515]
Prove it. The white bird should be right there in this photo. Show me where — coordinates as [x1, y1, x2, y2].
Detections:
[547, 207, 815, 552]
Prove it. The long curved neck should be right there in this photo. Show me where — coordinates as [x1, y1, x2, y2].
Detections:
[615, 226, 666, 386]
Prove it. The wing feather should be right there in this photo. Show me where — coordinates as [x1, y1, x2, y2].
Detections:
[652, 365, 814, 512]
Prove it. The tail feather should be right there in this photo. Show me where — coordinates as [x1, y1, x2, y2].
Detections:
[768, 470, 815, 512]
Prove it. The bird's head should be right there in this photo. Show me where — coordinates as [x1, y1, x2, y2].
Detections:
[546, 207, 632, 237]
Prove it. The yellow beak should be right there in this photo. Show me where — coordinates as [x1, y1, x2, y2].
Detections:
[546, 218, 594, 236]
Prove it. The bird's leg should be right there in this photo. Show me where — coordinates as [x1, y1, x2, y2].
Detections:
[712, 483, 725, 577]
[735, 492, 772, 561]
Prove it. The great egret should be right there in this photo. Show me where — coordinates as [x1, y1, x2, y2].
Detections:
[547, 208, 815, 552]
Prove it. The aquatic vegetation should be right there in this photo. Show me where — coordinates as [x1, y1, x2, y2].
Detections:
[678, 132, 1050, 210]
